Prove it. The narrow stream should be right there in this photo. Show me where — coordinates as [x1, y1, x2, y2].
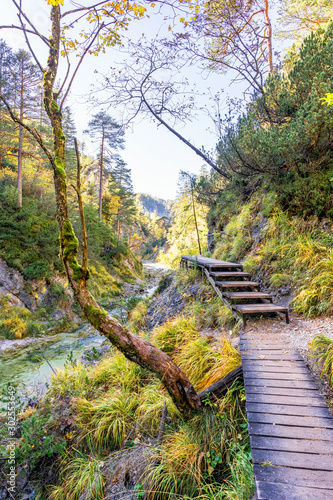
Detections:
[0, 262, 168, 398]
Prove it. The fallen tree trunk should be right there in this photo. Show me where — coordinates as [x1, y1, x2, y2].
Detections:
[198, 366, 243, 403]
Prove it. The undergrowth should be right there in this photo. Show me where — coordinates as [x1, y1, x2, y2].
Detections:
[310, 335, 333, 386]
[6, 316, 249, 499]
[212, 193, 333, 318]
[0, 296, 44, 339]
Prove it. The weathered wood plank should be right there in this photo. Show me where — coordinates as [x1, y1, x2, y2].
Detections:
[246, 402, 333, 418]
[256, 480, 333, 500]
[253, 465, 333, 490]
[240, 344, 294, 351]
[245, 386, 322, 398]
[234, 304, 288, 312]
[242, 360, 308, 368]
[244, 378, 318, 390]
[246, 393, 327, 406]
[242, 364, 310, 374]
[250, 435, 333, 454]
[252, 449, 333, 471]
[243, 370, 313, 381]
[181, 255, 242, 269]
[217, 280, 260, 288]
[242, 353, 303, 361]
[223, 291, 272, 300]
[210, 271, 251, 278]
[247, 412, 333, 429]
[249, 422, 333, 441]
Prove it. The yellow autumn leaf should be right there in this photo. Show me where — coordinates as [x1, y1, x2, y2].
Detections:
[168, 25, 172, 31]
[46, 0, 64, 5]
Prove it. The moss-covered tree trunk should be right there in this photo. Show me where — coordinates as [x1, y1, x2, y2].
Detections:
[42, 4, 201, 417]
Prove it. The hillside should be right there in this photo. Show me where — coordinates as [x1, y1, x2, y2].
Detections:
[136, 193, 172, 218]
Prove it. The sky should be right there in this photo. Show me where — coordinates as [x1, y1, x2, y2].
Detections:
[0, 0, 284, 200]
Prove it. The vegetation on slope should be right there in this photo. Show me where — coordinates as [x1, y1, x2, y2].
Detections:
[1, 314, 250, 499]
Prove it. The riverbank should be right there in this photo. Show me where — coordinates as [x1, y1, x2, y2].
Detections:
[0, 262, 170, 398]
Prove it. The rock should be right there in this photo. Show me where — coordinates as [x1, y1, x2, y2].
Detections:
[81, 343, 112, 367]
[0, 258, 24, 295]
[207, 228, 215, 252]
[0, 287, 26, 308]
[103, 445, 154, 500]
[51, 309, 66, 320]
[146, 279, 200, 330]
[278, 285, 291, 296]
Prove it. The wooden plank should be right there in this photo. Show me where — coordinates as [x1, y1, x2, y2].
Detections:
[241, 347, 293, 352]
[245, 386, 322, 398]
[243, 371, 314, 381]
[245, 393, 327, 406]
[210, 271, 251, 278]
[252, 449, 333, 471]
[242, 358, 306, 366]
[240, 340, 292, 347]
[243, 364, 311, 374]
[246, 403, 333, 418]
[241, 349, 295, 355]
[244, 378, 318, 390]
[256, 480, 333, 500]
[253, 465, 333, 490]
[250, 435, 333, 455]
[242, 354, 303, 361]
[234, 304, 288, 312]
[242, 364, 310, 374]
[249, 422, 333, 441]
[217, 280, 260, 288]
[241, 334, 291, 341]
[181, 255, 242, 269]
[247, 412, 333, 429]
[224, 291, 272, 299]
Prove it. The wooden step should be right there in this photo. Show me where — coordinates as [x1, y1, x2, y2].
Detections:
[216, 280, 260, 288]
[210, 271, 251, 279]
[233, 304, 288, 313]
[223, 291, 272, 302]
[233, 303, 289, 326]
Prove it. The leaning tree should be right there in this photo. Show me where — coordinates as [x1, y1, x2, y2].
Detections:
[0, 0, 207, 417]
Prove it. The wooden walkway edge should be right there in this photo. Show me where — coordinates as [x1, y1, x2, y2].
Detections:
[240, 332, 333, 500]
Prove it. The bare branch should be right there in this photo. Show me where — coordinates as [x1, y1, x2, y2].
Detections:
[11, 0, 50, 45]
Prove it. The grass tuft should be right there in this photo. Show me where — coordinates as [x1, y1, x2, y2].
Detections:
[310, 335, 333, 385]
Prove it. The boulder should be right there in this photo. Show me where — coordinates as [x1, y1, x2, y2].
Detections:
[0, 258, 24, 295]
[102, 445, 154, 500]
[0, 287, 26, 308]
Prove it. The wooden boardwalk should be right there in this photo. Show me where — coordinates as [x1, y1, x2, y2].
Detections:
[240, 332, 333, 499]
[181, 255, 333, 497]
[180, 255, 289, 325]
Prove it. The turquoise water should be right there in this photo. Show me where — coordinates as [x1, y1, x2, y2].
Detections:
[0, 262, 167, 398]
[0, 325, 104, 397]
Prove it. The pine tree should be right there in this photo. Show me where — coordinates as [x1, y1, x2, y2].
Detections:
[84, 112, 125, 219]
[10, 49, 41, 205]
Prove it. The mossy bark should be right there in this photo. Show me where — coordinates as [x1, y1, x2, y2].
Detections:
[41, 5, 201, 417]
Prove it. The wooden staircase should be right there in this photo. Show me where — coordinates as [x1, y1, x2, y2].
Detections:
[181, 255, 289, 327]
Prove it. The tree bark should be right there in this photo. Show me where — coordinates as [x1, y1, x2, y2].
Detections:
[40, 5, 202, 418]
[191, 183, 201, 255]
[17, 60, 24, 207]
[264, 0, 273, 73]
[99, 129, 105, 219]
